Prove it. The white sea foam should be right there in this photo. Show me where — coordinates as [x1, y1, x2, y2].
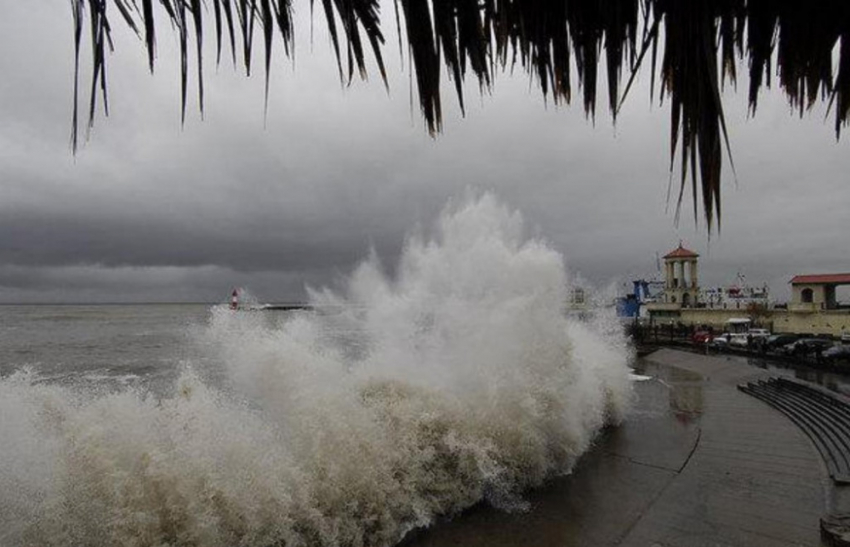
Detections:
[629, 373, 653, 382]
[0, 192, 632, 547]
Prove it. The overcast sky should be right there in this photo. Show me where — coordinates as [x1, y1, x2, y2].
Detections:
[1, 3, 849, 304]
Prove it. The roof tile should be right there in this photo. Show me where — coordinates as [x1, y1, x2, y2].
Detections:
[664, 244, 699, 259]
[791, 274, 850, 285]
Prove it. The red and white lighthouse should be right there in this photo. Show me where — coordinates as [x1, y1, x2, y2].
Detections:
[230, 288, 239, 310]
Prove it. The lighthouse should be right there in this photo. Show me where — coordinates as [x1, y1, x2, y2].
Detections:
[230, 288, 239, 310]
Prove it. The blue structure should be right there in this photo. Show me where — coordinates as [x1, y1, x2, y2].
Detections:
[617, 280, 659, 319]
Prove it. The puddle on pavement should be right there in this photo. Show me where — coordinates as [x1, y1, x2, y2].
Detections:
[632, 358, 704, 423]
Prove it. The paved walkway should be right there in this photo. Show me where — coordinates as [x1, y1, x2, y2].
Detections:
[622, 349, 828, 547]
[404, 349, 829, 547]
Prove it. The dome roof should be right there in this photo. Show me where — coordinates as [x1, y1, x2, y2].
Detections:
[664, 243, 699, 259]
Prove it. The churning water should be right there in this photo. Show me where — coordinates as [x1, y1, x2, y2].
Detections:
[0, 194, 632, 547]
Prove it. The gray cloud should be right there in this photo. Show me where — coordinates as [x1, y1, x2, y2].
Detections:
[1, 3, 849, 304]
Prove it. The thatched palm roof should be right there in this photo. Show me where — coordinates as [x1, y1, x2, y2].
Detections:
[71, 0, 850, 229]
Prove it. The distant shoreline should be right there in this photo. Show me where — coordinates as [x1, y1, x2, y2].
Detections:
[0, 301, 310, 307]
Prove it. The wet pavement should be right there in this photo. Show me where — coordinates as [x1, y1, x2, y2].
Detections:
[738, 353, 850, 399]
[403, 349, 829, 547]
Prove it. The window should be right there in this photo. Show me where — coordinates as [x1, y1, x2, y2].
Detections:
[571, 288, 585, 305]
[801, 288, 814, 303]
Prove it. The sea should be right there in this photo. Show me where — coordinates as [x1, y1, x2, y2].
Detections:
[0, 194, 635, 547]
[0, 304, 212, 394]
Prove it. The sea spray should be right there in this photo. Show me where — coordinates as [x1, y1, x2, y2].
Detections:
[0, 193, 632, 547]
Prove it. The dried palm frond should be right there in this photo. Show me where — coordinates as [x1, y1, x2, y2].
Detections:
[68, 0, 850, 230]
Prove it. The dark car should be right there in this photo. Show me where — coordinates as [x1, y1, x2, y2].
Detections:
[765, 334, 798, 351]
[782, 338, 833, 357]
[823, 344, 850, 363]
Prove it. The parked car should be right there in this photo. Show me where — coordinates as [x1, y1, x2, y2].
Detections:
[692, 330, 714, 344]
[824, 344, 850, 363]
[709, 332, 748, 350]
[782, 338, 834, 357]
[748, 328, 771, 339]
[709, 333, 731, 348]
[728, 333, 750, 348]
[765, 334, 798, 351]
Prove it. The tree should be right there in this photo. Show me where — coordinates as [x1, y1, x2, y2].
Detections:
[746, 301, 770, 328]
[70, 0, 850, 229]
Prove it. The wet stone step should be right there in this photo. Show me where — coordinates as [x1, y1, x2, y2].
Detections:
[739, 378, 850, 485]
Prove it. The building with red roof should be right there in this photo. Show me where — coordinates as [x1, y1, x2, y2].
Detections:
[644, 242, 702, 320]
[791, 274, 850, 285]
[790, 273, 850, 311]
[663, 244, 700, 260]
[643, 248, 850, 337]
[663, 242, 700, 308]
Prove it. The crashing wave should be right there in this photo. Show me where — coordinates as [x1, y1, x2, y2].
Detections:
[0, 192, 632, 547]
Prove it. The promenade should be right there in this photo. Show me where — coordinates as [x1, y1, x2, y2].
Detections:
[405, 349, 830, 547]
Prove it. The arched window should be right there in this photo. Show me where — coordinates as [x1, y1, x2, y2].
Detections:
[671, 295, 677, 303]
[801, 288, 814, 303]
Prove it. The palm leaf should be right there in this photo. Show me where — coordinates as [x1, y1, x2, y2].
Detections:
[68, 0, 850, 231]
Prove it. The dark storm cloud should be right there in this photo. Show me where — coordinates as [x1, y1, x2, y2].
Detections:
[0, 206, 396, 271]
[0, 264, 328, 303]
[1, 2, 849, 303]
